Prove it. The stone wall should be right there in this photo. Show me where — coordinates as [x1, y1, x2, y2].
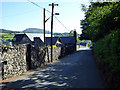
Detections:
[0, 47, 2, 81]
[0, 44, 76, 81]
[30, 46, 61, 67]
[47, 47, 61, 62]
[1, 45, 27, 80]
[30, 46, 48, 69]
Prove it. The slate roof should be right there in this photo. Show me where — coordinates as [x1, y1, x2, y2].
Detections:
[45, 37, 76, 45]
[13, 34, 26, 42]
[60, 37, 76, 44]
[12, 34, 32, 43]
[26, 33, 51, 42]
[45, 37, 60, 45]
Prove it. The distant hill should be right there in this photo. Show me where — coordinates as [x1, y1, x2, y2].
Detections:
[0, 29, 20, 33]
[1, 28, 79, 37]
[23, 28, 51, 34]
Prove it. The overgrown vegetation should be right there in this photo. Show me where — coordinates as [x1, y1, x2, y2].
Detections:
[94, 29, 120, 87]
[80, 2, 120, 88]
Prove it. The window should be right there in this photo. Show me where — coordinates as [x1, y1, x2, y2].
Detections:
[13, 38, 16, 41]
[23, 37, 26, 41]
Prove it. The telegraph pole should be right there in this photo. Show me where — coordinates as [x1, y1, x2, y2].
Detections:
[74, 29, 77, 51]
[49, 3, 59, 62]
[43, 8, 46, 46]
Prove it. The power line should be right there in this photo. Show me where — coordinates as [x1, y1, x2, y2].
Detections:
[27, 0, 43, 9]
[54, 16, 70, 31]
[27, 0, 51, 13]
[28, 0, 70, 32]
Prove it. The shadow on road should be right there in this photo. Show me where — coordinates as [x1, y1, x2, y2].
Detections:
[1, 55, 80, 88]
[1, 48, 103, 88]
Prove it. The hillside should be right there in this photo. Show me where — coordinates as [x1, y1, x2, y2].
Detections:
[0, 29, 20, 33]
[23, 28, 51, 34]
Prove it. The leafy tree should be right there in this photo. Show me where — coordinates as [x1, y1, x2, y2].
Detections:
[80, 2, 120, 88]
[69, 30, 80, 44]
[69, 30, 74, 37]
[81, 4, 88, 12]
[80, 2, 120, 42]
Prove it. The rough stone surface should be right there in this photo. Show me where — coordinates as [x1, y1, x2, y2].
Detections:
[1, 45, 27, 80]
[0, 44, 76, 80]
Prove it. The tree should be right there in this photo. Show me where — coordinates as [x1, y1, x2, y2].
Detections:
[69, 30, 74, 37]
[81, 4, 87, 12]
[69, 30, 80, 44]
[80, 2, 120, 42]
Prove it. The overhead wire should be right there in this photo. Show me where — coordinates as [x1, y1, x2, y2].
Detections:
[27, 0, 51, 13]
[28, 0, 70, 32]
[54, 16, 70, 31]
[27, 0, 43, 9]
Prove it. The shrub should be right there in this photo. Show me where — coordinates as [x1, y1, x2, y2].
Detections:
[94, 29, 120, 88]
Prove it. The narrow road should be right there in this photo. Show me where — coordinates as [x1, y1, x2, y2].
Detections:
[1, 48, 103, 88]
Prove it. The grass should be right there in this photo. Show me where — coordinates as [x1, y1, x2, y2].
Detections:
[0, 32, 24, 46]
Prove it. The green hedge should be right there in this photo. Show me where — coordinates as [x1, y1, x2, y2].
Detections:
[94, 29, 120, 88]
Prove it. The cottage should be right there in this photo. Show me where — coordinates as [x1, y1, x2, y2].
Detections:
[33, 37, 44, 48]
[45, 37, 62, 47]
[26, 33, 51, 42]
[12, 33, 44, 47]
[12, 34, 32, 46]
[45, 36, 76, 48]
[60, 37, 76, 46]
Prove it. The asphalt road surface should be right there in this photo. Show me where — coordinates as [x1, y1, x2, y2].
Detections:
[1, 48, 103, 88]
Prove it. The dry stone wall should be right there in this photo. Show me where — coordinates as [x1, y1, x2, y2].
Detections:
[47, 47, 61, 62]
[0, 44, 76, 81]
[0, 47, 2, 81]
[1, 45, 27, 80]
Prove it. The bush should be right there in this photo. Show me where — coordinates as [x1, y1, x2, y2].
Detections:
[93, 29, 120, 88]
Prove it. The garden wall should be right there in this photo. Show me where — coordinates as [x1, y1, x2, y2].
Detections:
[1, 45, 27, 80]
[0, 44, 76, 80]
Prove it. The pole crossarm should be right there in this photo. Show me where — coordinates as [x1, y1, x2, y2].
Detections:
[49, 3, 59, 6]
[45, 16, 51, 23]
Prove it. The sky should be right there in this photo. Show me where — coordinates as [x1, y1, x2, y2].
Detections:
[0, 0, 91, 34]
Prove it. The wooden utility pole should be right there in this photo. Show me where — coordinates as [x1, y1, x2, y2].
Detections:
[43, 8, 46, 46]
[51, 3, 54, 62]
[49, 3, 59, 62]
[74, 29, 77, 51]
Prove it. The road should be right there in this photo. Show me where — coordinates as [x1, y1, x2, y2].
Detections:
[1, 48, 103, 88]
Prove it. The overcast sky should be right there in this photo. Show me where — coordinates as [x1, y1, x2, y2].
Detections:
[0, 0, 91, 34]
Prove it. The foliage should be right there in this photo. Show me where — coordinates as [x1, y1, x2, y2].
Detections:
[0, 32, 24, 46]
[69, 30, 81, 44]
[69, 30, 74, 37]
[80, 2, 120, 42]
[81, 4, 88, 12]
[94, 29, 120, 88]
[54, 32, 69, 37]
[80, 2, 120, 88]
